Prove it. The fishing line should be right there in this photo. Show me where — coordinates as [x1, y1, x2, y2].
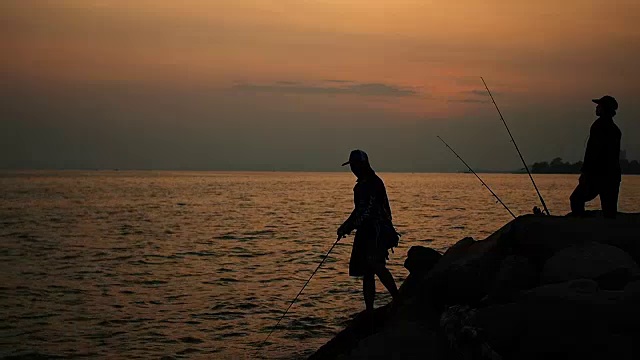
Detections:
[481, 77, 551, 215]
[437, 135, 516, 219]
[255, 235, 342, 355]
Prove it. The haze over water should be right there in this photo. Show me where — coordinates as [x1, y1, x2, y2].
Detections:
[2, 171, 640, 359]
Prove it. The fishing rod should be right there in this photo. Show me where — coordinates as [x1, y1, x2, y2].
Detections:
[437, 136, 516, 219]
[481, 77, 550, 216]
[256, 235, 343, 355]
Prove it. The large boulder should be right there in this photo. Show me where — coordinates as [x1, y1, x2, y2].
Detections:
[403, 246, 442, 275]
[419, 234, 507, 307]
[474, 303, 524, 356]
[508, 213, 640, 267]
[309, 305, 392, 360]
[399, 246, 442, 298]
[487, 255, 538, 303]
[541, 242, 640, 285]
[513, 279, 637, 359]
[337, 321, 440, 360]
[477, 279, 639, 359]
[623, 280, 640, 304]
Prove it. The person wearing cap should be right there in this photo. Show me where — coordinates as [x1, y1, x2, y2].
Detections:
[570, 95, 622, 218]
[337, 149, 400, 312]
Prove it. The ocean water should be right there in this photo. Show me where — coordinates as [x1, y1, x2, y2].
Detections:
[2, 171, 640, 359]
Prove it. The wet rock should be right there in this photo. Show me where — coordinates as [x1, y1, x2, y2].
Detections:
[541, 242, 640, 285]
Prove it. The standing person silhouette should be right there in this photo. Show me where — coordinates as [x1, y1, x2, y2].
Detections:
[338, 150, 399, 312]
[570, 95, 622, 218]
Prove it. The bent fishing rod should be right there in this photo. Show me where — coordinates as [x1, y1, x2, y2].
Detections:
[255, 235, 343, 355]
[481, 77, 550, 216]
[437, 136, 516, 219]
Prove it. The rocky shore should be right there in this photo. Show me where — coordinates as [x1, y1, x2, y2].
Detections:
[310, 212, 640, 359]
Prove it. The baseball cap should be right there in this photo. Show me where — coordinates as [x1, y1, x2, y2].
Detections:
[592, 95, 618, 111]
[341, 149, 369, 166]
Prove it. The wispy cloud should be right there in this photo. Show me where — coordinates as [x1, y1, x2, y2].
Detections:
[448, 98, 491, 104]
[323, 79, 354, 84]
[275, 81, 299, 85]
[232, 81, 418, 97]
[466, 89, 490, 97]
[447, 88, 503, 103]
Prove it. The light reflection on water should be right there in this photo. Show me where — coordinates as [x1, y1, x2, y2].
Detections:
[2, 171, 640, 359]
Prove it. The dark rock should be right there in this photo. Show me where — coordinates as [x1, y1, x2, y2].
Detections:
[514, 301, 611, 359]
[419, 234, 505, 307]
[521, 279, 606, 304]
[476, 278, 640, 360]
[509, 213, 640, 267]
[439, 305, 503, 360]
[403, 246, 442, 275]
[541, 242, 640, 285]
[474, 303, 524, 356]
[595, 267, 634, 290]
[602, 334, 637, 360]
[487, 255, 537, 303]
[442, 236, 476, 258]
[480, 280, 630, 359]
[309, 305, 392, 360]
[338, 321, 440, 359]
[510, 279, 638, 359]
[310, 213, 640, 360]
[623, 280, 640, 304]
[399, 246, 443, 298]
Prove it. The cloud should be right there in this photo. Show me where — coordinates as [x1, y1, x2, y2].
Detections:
[232, 81, 418, 97]
[448, 98, 491, 104]
[464, 89, 504, 98]
[466, 89, 490, 97]
[447, 89, 498, 104]
[323, 79, 354, 83]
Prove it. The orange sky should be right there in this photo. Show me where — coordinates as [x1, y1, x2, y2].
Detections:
[1, 0, 639, 170]
[4, 1, 638, 88]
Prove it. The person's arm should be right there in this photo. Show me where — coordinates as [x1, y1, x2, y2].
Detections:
[605, 128, 622, 172]
[582, 123, 603, 175]
[338, 185, 375, 236]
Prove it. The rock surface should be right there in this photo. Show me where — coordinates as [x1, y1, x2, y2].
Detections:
[310, 212, 640, 359]
[541, 241, 640, 285]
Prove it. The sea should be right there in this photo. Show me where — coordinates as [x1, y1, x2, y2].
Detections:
[2, 171, 640, 359]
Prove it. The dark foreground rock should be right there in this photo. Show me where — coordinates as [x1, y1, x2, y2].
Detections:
[310, 212, 640, 359]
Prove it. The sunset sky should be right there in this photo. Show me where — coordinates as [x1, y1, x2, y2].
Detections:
[2, 0, 639, 171]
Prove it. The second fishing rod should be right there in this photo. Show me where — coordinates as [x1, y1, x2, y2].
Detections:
[438, 136, 516, 219]
[481, 77, 551, 216]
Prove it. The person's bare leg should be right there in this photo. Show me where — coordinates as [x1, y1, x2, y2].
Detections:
[374, 265, 399, 300]
[363, 272, 375, 311]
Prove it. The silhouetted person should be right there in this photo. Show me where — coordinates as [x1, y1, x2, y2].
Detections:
[570, 95, 621, 218]
[337, 150, 399, 312]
